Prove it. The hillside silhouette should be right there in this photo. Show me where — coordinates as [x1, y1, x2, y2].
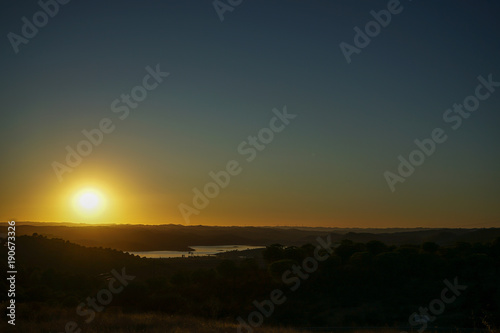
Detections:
[1, 231, 499, 331]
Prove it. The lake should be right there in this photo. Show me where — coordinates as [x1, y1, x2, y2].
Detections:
[129, 245, 265, 258]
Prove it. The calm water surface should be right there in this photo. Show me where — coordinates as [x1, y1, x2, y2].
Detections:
[129, 245, 264, 258]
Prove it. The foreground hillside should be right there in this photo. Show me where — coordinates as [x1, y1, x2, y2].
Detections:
[1, 234, 499, 331]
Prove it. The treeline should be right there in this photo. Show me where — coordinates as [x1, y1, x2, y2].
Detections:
[1, 235, 499, 329]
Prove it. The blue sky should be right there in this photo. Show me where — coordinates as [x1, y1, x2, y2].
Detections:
[1, 0, 499, 227]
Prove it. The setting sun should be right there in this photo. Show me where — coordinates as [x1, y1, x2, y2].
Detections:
[73, 188, 106, 216]
[79, 192, 99, 210]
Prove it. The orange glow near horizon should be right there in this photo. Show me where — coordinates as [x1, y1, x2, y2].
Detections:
[1, 163, 499, 228]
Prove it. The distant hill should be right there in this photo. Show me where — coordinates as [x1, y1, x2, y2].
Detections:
[2, 222, 499, 251]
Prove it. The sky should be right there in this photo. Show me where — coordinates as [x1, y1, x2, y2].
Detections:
[1, 0, 499, 228]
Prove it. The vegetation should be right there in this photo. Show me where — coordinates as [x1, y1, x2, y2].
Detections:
[1, 234, 499, 331]
[0, 305, 311, 332]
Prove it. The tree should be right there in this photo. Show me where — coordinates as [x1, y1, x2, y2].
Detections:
[263, 244, 285, 262]
[421, 242, 439, 254]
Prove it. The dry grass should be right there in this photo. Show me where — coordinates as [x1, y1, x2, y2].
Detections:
[2, 304, 493, 333]
[1, 305, 311, 333]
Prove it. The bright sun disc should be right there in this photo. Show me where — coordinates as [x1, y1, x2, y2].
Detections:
[79, 192, 99, 210]
[74, 189, 105, 215]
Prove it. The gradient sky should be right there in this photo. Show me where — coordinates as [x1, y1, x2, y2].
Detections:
[1, 0, 499, 227]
